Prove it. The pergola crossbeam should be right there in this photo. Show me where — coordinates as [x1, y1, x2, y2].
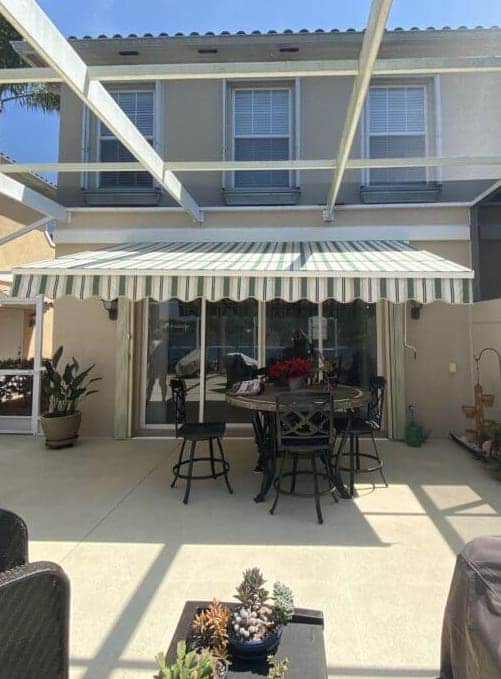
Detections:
[0, 173, 68, 222]
[2, 56, 501, 84]
[1, 156, 501, 174]
[0, 0, 203, 223]
[324, 0, 393, 221]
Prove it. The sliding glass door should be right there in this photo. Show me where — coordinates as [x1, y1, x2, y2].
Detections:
[204, 299, 258, 423]
[142, 297, 379, 428]
[144, 299, 201, 426]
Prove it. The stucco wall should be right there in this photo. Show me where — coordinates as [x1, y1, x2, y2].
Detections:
[0, 198, 54, 270]
[404, 239, 473, 436]
[53, 297, 116, 436]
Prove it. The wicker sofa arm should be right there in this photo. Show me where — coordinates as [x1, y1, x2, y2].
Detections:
[0, 508, 28, 572]
[0, 561, 70, 679]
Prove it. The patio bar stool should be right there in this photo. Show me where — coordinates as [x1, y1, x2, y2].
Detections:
[270, 392, 339, 524]
[335, 376, 388, 496]
[170, 379, 233, 504]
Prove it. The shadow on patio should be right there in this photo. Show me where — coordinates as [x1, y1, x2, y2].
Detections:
[1, 435, 500, 678]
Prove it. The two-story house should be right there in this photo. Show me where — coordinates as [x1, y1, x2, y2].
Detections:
[9, 24, 501, 440]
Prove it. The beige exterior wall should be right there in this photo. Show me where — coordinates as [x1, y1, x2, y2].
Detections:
[54, 204, 470, 239]
[0, 194, 55, 360]
[53, 297, 116, 436]
[56, 35, 501, 208]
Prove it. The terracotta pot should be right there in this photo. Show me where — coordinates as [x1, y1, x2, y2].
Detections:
[481, 394, 495, 407]
[40, 412, 81, 449]
[462, 405, 477, 418]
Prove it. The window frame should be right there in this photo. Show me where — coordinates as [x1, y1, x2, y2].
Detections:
[230, 85, 294, 190]
[97, 88, 156, 190]
[363, 83, 429, 186]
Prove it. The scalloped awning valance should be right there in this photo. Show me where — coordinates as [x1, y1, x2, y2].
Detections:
[11, 240, 474, 304]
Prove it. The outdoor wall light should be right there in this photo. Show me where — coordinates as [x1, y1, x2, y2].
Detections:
[102, 299, 118, 321]
[410, 302, 423, 320]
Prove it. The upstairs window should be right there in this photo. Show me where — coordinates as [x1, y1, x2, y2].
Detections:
[232, 88, 291, 189]
[99, 90, 154, 188]
[366, 86, 427, 185]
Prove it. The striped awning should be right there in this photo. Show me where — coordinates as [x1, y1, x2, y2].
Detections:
[11, 240, 474, 304]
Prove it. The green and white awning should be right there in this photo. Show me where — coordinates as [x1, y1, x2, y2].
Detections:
[11, 240, 474, 304]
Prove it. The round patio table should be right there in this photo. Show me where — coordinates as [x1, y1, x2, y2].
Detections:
[226, 383, 369, 502]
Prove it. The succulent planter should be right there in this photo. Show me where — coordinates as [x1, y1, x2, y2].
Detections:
[462, 405, 477, 418]
[228, 628, 282, 661]
[481, 394, 495, 407]
[40, 412, 81, 449]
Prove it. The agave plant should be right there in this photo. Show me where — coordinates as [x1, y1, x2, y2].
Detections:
[42, 346, 101, 418]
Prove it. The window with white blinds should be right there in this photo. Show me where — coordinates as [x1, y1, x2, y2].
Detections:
[99, 91, 154, 188]
[233, 88, 291, 188]
[367, 86, 427, 185]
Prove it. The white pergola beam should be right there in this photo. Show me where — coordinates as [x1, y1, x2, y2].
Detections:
[2, 56, 501, 84]
[469, 178, 501, 206]
[324, 0, 393, 221]
[1, 155, 501, 174]
[0, 173, 68, 222]
[0, 0, 202, 223]
[0, 216, 52, 247]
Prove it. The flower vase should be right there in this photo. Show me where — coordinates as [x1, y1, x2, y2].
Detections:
[288, 376, 306, 391]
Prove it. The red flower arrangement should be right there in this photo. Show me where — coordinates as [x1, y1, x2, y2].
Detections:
[269, 358, 313, 381]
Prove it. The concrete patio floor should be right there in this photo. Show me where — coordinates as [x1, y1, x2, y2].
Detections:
[1, 435, 501, 679]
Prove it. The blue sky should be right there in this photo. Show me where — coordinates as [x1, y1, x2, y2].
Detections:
[1, 0, 500, 179]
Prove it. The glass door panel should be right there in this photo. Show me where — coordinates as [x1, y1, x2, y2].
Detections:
[322, 300, 377, 387]
[145, 298, 201, 425]
[265, 300, 318, 365]
[205, 299, 258, 423]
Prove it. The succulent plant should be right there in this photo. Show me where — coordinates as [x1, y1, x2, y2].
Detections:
[231, 568, 274, 642]
[267, 655, 289, 679]
[191, 599, 231, 660]
[271, 582, 295, 627]
[155, 641, 216, 679]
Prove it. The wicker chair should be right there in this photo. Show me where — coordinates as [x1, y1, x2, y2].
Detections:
[0, 508, 28, 573]
[0, 561, 70, 679]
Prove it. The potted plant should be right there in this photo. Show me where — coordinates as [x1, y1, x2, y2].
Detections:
[229, 568, 294, 661]
[268, 359, 312, 391]
[189, 599, 231, 677]
[40, 346, 101, 449]
[155, 641, 217, 679]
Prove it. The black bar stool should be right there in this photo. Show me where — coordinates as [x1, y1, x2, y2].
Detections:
[270, 391, 339, 524]
[335, 376, 388, 496]
[170, 379, 233, 504]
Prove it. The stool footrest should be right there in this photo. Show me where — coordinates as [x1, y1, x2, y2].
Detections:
[172, 456, 230, 481]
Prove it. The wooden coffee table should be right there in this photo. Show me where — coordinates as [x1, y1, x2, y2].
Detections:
[165, 601, 328, 678]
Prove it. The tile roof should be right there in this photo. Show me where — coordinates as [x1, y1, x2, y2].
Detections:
[66, 25, 500, 41]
